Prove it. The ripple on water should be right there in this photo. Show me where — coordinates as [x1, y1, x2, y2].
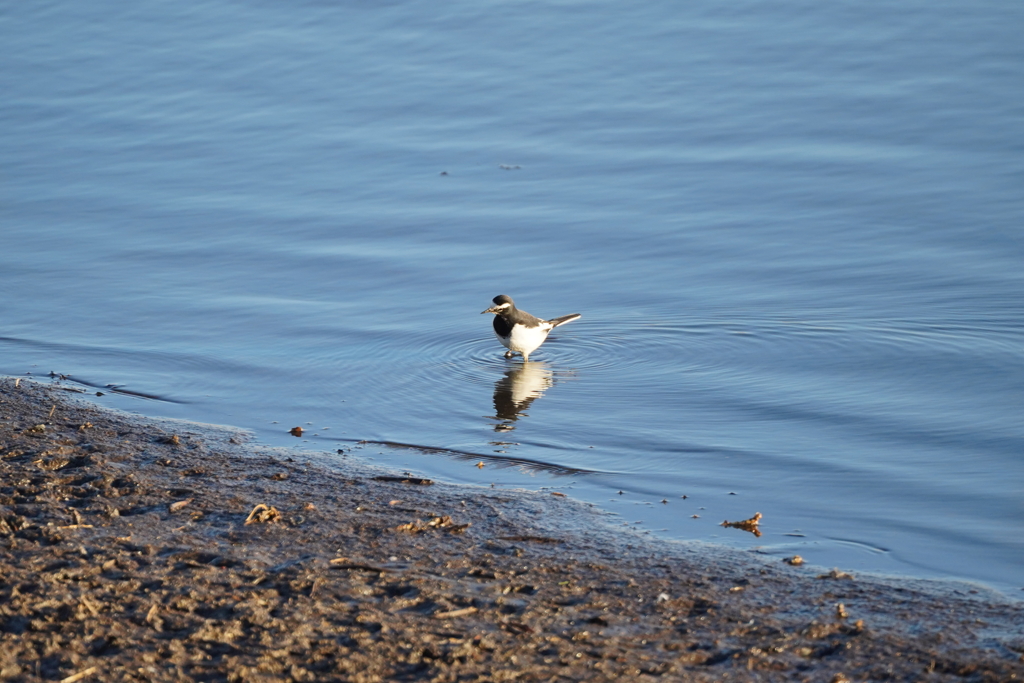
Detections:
[302, 313, 1024, 443]
[372, 314, 1024, 391]
[429, 319, 753, 379]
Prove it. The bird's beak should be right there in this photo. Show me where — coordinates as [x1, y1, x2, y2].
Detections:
[481, 306, 500, 314]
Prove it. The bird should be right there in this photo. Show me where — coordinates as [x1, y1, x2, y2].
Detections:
[481, 294, 581, 361]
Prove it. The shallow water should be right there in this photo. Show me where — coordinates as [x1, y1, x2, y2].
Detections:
[2, 1, 1023, 592]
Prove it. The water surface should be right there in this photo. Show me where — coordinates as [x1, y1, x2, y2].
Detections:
[2, 0, 1023, 592]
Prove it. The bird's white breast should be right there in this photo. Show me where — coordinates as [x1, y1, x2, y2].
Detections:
[499, 322, 554, 354]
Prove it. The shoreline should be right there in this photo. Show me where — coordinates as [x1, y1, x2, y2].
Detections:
[1, 377, 1021, 681]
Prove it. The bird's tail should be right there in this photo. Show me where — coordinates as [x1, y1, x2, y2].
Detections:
[547, 313, 581, 328]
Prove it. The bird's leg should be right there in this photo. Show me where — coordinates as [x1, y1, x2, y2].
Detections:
[522, 352, 530, 362]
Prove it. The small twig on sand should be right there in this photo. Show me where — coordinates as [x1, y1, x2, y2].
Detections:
[329, 559, 396, 573]
[434, 606, 477, 619]
[245, 503, 281, 525]
[60, 667, 98, 683]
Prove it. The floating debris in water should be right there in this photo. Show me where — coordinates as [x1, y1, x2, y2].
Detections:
[721, 512, 762, 537]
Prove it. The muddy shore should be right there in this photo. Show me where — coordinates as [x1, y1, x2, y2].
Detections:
[1, 378, 1021, 682]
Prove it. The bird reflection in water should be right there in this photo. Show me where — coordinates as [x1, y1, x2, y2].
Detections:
[490, 361, 555, 432]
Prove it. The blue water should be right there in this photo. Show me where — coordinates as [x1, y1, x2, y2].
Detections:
[3, 1, 1023, 592]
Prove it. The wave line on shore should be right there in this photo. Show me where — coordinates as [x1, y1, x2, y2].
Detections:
[354, 439, 602, 476]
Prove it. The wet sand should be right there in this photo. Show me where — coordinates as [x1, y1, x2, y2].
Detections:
[1, 378, 1021, 682]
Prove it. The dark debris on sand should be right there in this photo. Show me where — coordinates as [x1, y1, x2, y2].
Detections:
[1, 379, 1022, 682]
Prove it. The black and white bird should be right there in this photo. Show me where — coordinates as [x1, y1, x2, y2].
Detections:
[481, 294, 581, 361]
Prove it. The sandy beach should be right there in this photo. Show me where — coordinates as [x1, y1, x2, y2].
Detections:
[1, 377, 1021, 682]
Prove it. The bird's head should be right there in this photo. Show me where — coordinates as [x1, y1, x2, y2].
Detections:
[481, 294, 514, 315]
